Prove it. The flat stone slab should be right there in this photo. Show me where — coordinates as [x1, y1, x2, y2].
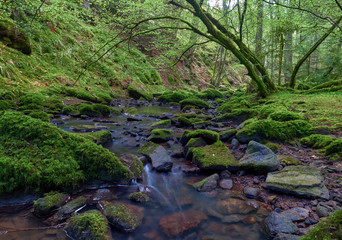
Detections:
[265, 166, 329, 200]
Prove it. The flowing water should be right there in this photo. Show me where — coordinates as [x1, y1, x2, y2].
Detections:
[0, 105, 269, 240]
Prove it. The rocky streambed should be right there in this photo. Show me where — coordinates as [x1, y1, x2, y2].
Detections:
[0, 99, 341, 240]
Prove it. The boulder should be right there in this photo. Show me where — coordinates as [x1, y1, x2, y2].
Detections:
[264, 211, 299, 237]
[193, 173, 219, 192]
[47, 196, 86, 224]
[139, 142, 173, 172]
[149, 129, 173, 143]
[219, 179, 233, 190]
[33, 192, 69, 218]
[280, 207, 310, 221]
[219, 129, 237, 141]
[159, 210, 207, 238]
[65, 210, 108, 240]
[265, 166, 330, 200]
[191, 141, 240, 171]
[0, 20, 31, 54]
[239, 141, 279, 174]
[184, 137, 207, 157]
[101, 202, 143, 232]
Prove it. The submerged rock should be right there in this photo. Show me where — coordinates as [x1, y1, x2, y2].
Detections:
[215, 198, 254, 215]
[139, 142, 173, 172]
[100, 202, 143, 232]
[191, 141, 239, 171]
[129, 192, 151, 203]
[219, 179, 233, 190]
[264, 211, 299, 237]
[149, 129, 173, 143]
[159, 210, 207, 238]
[243, 187, 260, 199]
[265, 166, 330, 199]
[65, 210, 108, 240]
[193, 173, 219, 192]
[33, 192, 69, 218]
[239, 141, 279, 174]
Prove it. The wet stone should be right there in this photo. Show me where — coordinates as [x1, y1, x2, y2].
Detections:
[215, 198, 254, 215]
[219, 179, 233, 190]
[243, 187, 260, 199]
[159, 210, 207, 238]
[264, 211, 299, 238]
[193, 173, 219, 192]
[280, 207, 310, 221]
[33, 193, 70, 218]
[92, 189, 117, 202]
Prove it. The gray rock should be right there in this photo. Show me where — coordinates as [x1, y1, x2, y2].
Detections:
[265, 166, 330, 200]
[243, 187, 260, 199]
[274, 233, 300, 240]
[33, 193, 69, 218]
[219, 129, 237, 141]
[231, 138, 240, 150]
[264, 212, 299, 237]
[219, 179, 233, 190]
[239, 141, 279, 174]
[193, 173, 219, 192]
[316, 204, 329, 217]
[280, 207, 310, 221]
[139, 142, 173, 172]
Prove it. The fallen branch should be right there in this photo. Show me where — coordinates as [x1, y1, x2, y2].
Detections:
[0, 223, 66, 234]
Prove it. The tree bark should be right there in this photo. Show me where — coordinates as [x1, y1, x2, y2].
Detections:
[255, 0, 264, 61]
[289, 15, 342, 88]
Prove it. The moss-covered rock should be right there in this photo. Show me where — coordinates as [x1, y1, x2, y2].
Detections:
[151, 119, 172, 128]
[149, 129, 173, 143]
[158, 90, 189, 103]
[65, 210, 109, 240]
[176, 116, 193, 127]
[33, 192, 69, 217]
[102, 202, 143, 232]
[186, 129, 219, 145]
[138, 141, 159, 155]
[219, 129, 237, 141]
[192, 173, 219, 192]
[265, 166, 330, 199]
[325, 139, 342, 158]
[198, 88, 223, 99]
[0, 111, 132, 194]
[129, 192, 151, 203]
[216, 109, 257, 123]
[49, 196, 87, 224]
[184, 137, 207, 158]
[236, 119, 313, 143]
[127, 85, 152, 100]
[62, 104, 80, 116]
[192, 141, 239, 171]
[78, 103, 113, 117]
[269, 110, 303, 121]
[126, 107, 138, 115]
[120, 154, 144, 180]
[277, 155, 302, 166]
[300, 134, 336, 149]
[28, 110, 50, 122]
[265, 142, 281, 152]
[78, 130, 112, 145]
[179, 98, 211, 109]
[0, 20, 31, 54]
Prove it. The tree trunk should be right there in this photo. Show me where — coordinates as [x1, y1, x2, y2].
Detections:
[278, 34, 284, 85]
[289, 15, 342, 88]
[284, 31, 293, 82]
[255, 0, 263, 62]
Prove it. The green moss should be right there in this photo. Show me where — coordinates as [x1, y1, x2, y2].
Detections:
[149, 129, 173, 143]
[258, 104, 287, 119]
[217, 94, 256, 112]
[33, 192, 68, 217]
[269, 110, 303, 121]
[62, 104, 80, 115]
[325, 139, 342, 157]
[157, 90, 190, 103]
[28, 110, 50, 122]
[78, 130, 112, 145]
[129, 192, 151, 203]
[300, 134, 336, 149]
[219, 129, 237, 141]
[300, 210, 342, 240]
[0, 111, 132, 194]
[192, 141, 239, 170]
[151, 119, 171, 128]
[216, 108, 257, 122]
[177, 116, 193, 127]
[198, 88, 223, 99]
[237, 119, 313, 142]
[0, 100, 14, 111]
[126, 107, 138, 115]
[138, 141, 159, 155]
[187, 129, 219, 145]
[78, 103, 113, 117]
[179, 98, 211, 109]
[127, 85, 152, 100]
[278, 155, 302, 165]
[265, 142, 281, 152]
[65, 210, 108, 240]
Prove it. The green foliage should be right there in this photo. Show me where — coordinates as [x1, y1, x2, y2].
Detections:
[325, 140, 342, 158]
[127, 85, 152, 101]
[300, 210, 342, 240]
[217, 94, 256, 112]
[78, 103, 114, 117]
[180, 98, 211, 109]
[0, 111, 132, 194]
[65, 210, 108, 240]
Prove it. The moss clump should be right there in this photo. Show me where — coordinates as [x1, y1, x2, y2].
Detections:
[157, 90, 189, 103]
[78, 130, 112, 145]
[192, 141, 239, 170]
[33, 192, 69, 217]
[28, 110, 50, 122]
[258, 104, 287, 119]
[269, 110, 303, 121]
[198, 88, 223, 99]
[129, 192, 151, 203]
[186, 129, 219, 145]
[126, 107, 138, 115]
[325, 139, 342, 158]
[177, 116, 193, 127]
[151, 119, 172, 128]
[236, 119, 313, 142]
[179, 98, 211, 109]
[138, 141, 159, 155]
[0, 111, 132, 194]
[216, 109, 257, 122]
[18, 93, 63, 113]
[219, 129, 237, 141]
[78, 103, 113, 117]
[149, 129, 173, 143]
[300, 210, 342, 240]
[217, 94, 256, 112]
[300, 134, 336, 149]
[65, 210, 108, 240]
[278, 155, 302, 166]
[0, 100, 14, 111]
[62, 104, 80, 115]
[265, 142, 281, 152]
[120, 154, 144, 180]
[127, 85, 152, 100]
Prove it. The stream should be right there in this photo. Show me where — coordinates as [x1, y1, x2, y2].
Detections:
[0, 104, 269, 240]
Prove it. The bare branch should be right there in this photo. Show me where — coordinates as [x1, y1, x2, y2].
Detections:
[335, 0, 342, 11]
